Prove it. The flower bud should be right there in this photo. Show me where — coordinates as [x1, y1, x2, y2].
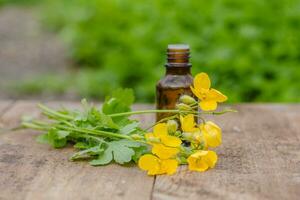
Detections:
[176, 103, 192, 111]
[174, 130, 182, 137]
[146, 136, 160, 143]
[167, 120, 178, 134]
[182, 132, 193, 140]
[131, 134, 143, 140]
[179, 95, 197, 105]
[192, 132, 203, 143]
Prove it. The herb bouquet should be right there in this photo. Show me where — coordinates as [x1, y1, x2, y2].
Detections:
[22, 73, 235, 175]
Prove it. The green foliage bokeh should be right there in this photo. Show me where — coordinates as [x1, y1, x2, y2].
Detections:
[0, 0, 38, 6]
[29, 0, 300, 101]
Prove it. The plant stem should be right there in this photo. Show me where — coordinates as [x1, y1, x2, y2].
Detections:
[108, 108, 236, 117]
[201, 109, 237, 115]
[38, 104, 73, 120]
[144, 114, 178, 131]
[76, 134, 107, 144]
[22, 121, 142, 142]
[37, 104, 236, 120]
[57, 125, 132, 140]
[22, 122, 49, 131]
[108, 109, 196, 117]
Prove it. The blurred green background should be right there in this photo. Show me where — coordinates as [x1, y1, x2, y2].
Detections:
[1, 0, 300, 102]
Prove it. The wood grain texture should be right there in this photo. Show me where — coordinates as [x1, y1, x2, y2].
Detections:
[0, 101, 154, 200]
[153, 104, 300, 200]
[0, 100, 14, 131]
[1, 102, 300, 200]
[0, 100, 14, 116]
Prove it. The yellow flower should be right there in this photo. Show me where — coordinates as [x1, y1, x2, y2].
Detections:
[200, 121, 222, 148]
[180, 114, 198, 133]
[180, 114, 206, 145]
[145, 123, 181, 159]
[190, 72, 227, 111]
[187, 150, 218, 172]
[138, 154, 178, 175]
[152, 144, 180, 159]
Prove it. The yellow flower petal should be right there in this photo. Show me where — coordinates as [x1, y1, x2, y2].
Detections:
[194, 72, 211, 90]
[190, 86, 202, 100]
[161, 159, 178, 175]
[160, 135, 182, 147]
[145, 133, 155, 140]
[153, 123, 168, 137]
[180, 114, 197, 133]
[199, 100, 217, 111]
[187, 151, 209, 172]
[187, 150, 218, 172]
[188, 158, 208, 172]
[204, 151, 218, 168]
[152, 144, 179, 159]
[207, 89, 228, 102]
[145, 133, 160, 144]
[138, 154, 161, 175]
[201, 121, 222, 147]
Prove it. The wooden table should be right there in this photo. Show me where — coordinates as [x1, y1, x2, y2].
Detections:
[0, 101, 299, 200]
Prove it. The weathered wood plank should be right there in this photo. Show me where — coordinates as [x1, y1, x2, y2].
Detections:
[0, 100, 15, 131]
[0, 101, 154, 200]
[153, 104, 300, 200]
[1, 102, 300, 200]
[0, 100, 14, 115]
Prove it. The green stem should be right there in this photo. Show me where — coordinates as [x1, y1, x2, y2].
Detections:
[76, 134, 107, 144]
[189, 102, 198, 107]
[108, 109, 195, 117]
[58, 125, 132, 140]
[38, 104, 73, 120]
[38, 104, 236, 120]
[145, 114, 178, 131]
[23, 121, 137, 141]
[201, 109, 237, 115]
[23, 121, 109, 145]
[108, 108, 236, 117]
[22, 122, 49, 131]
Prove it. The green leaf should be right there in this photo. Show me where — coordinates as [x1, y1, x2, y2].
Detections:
[111, 88, 134, 107]
[112, 145, 135, 164]
[36, 134, 49, 144]
[74, 142, 90, 150]
[90, 149, 113, 165]
[102, 88, 134, 115]
[57, 130, 70, 139]
[95, 112, 119, 129]
[71, 145, 104, 161]
[47, 128, 69, 148]
[90, 139, 142, 165]
[119, 121, 140, 135]
[74, 102, 119, 130]
[132, 145, 149, 163]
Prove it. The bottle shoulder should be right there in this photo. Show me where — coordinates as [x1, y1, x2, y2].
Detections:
[157, 74, 193, 88]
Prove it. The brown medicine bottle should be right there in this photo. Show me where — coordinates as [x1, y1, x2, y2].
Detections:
[156, 44, 194, 121]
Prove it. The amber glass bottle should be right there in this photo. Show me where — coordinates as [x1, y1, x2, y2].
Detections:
[156, 44, 194, 121]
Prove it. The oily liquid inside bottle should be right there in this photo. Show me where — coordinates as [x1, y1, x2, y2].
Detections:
[156, 44, 194, 121]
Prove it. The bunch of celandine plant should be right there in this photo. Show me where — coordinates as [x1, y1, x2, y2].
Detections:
[22, 72, 234, 176]
[138, 72, 229, 175]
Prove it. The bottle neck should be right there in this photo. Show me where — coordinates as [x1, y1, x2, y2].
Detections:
[165, 44, 191, 75]
[165, 66, 191, 75]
